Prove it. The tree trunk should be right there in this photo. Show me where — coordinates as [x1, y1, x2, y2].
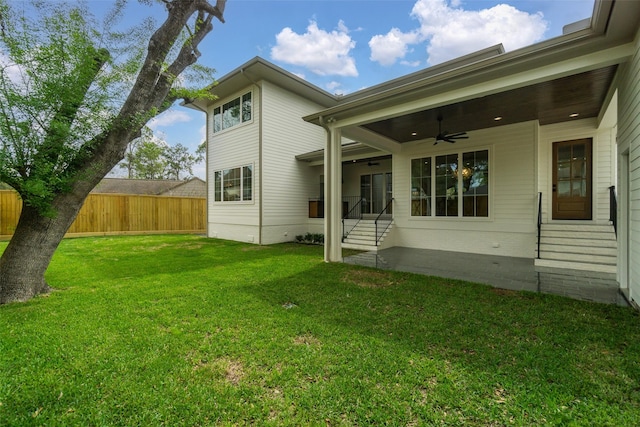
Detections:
[0, 193, 86, 304]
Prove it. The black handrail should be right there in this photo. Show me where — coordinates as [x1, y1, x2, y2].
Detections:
[537, 192, 542, 259]
[342, 197, 364, 241]
[609, 185, 617, 237]
[375, 198, 394, 246]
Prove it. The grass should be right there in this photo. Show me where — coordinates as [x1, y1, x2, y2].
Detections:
[1, 235, 640, 426]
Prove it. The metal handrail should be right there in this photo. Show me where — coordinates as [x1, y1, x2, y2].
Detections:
[342, 197, 364, 241]
[609, 185, 617, 237]
[375, 198, 394, 246]
[536, 192, 542, 259]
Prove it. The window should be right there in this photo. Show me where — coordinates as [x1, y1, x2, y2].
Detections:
[212, 165, 253, 202]
[411, 149, 489, 218]
[462, 150, 489, 217]
[214, 171, 222, 201]
[411, 158, 431, 216]
[212, 91, 252, 133]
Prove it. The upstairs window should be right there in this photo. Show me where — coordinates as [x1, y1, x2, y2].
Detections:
[213, 91, 252, 133]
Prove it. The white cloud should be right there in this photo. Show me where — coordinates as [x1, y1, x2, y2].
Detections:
[369, 0, 548, 67]
[148, 110, 192, 129]
[199, 124, 206, 143]
[325, 81, 347, 95]
[369, 28, 419, 66]
[271, 20, 358, 77]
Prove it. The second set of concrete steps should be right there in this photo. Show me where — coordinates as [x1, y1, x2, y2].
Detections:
[534, 223, 617, 275]
[342, 219, 393, 252]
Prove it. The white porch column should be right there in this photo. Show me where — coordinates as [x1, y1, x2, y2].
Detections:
[324, 123, 342, 262]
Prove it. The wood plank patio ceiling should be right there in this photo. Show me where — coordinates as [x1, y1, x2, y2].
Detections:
[361, 65, 618, 143]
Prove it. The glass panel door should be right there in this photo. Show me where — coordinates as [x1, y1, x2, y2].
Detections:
[360, 173, 392, 215]
[371, 173, 384, 214]
[552, 139, 592, 220]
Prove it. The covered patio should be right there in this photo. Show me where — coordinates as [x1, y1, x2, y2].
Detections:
[344, 247, 627, 306]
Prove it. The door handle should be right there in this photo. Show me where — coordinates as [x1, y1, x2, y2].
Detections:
[552, 184, 557, 193]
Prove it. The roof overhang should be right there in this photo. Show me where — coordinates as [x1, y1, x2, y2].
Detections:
[302, 0, 640, 147]
[184, 57, 340, 112]
[295, 142, 386, 165]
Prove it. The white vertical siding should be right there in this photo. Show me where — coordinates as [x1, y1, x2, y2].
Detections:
[391, 121, 537, 258]
[618, 28, 640, 303]
[260, 81, 328, 243]
[206, 86, 261, 242]
[538, 118, 616, 223]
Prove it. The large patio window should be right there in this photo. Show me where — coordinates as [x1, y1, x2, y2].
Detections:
[213, 91, 252, 133]
[411, 149, 489, 218]
[212, 164, 253, 202]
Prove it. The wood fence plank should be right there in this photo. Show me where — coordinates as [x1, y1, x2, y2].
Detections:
[0, 190, 206, 239]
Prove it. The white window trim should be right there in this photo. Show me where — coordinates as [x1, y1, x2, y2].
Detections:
[211, 90, 253, 135]
[212, 163, 254, 204]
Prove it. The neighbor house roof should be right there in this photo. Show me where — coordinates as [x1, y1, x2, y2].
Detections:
[92, 178, 206, 197]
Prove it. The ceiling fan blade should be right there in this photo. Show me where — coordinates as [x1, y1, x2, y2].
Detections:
[446, 132, 467, 138]
[448, 135, 469, 140]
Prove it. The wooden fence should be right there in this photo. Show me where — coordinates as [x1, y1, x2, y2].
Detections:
[0, 190, 206, 239]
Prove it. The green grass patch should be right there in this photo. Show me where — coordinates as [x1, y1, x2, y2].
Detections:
[1, 235, 640, 425]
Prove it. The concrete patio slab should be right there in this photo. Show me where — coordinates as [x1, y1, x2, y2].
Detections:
[343, 247, 627, 306]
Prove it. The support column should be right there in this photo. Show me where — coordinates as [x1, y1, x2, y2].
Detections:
[324, 124, 342, 262]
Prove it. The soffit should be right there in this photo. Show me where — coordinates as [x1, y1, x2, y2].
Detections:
[362, 65, 618, 143]
[302, 1, 638, 144]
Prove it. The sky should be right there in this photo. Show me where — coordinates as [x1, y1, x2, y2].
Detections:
[97, 0, 596, 179]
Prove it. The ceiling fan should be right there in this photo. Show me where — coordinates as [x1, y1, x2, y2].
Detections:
[367, 161, 380, 166]
[432, 114, 469, 145]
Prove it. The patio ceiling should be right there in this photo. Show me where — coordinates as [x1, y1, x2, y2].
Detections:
[361, 65, 618, 143]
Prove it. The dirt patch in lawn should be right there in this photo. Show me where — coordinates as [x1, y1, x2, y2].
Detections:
[241, 246, 272, 252]
[342, 269, 404, 288]
[293, 334, 321, 347]
[190, 356, 245, 385]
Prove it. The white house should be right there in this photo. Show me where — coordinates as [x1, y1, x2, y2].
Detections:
[187, 0, 640, 307]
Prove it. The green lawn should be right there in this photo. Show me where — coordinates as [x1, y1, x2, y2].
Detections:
[1, 235, 639, 426]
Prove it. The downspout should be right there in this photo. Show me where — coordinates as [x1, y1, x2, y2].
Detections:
[241, 68, 263, 245]
[187, 101, 209, 237]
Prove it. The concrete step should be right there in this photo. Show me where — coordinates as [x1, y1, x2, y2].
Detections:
[342, 242, 378, 252]
[539, 244, 618, 256]
[348, 230, 390, 239]
[534, 258, 617, 274]
[540, 251, 616, 265]
[541, 230, 616, 240]
[541, 224, 615, 233]
[540, 237, 617, 248]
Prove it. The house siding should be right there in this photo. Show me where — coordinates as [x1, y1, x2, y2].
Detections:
[206, 86, 261, 243]
[260, 81, 327, 244]
[618, 28, 640, 303]
[392, 121, 537, 258]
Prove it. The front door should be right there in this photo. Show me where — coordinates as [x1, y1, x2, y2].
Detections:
[552, 138, 592, 220]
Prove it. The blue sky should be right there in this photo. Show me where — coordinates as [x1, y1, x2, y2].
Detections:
[100, 0, 596, 178]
